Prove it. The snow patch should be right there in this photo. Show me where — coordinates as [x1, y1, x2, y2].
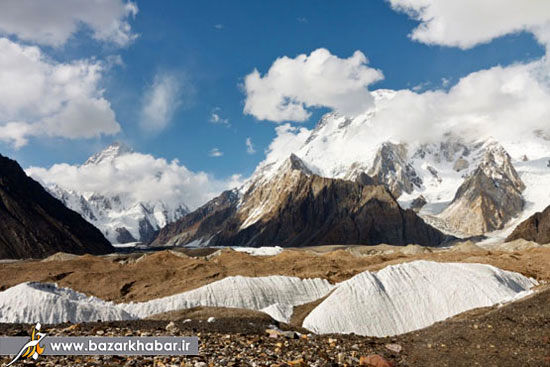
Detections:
[232, 246, 284, 256]
[260, 303, 295, 323]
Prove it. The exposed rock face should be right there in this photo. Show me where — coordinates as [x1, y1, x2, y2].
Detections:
[506, 205, 550, 244]
[152, 155, 447, 247]
[453, 158, 469, 172]
[410, 195, 427, 212]
[152, 190, 239, 247]
[368, 142, 422, 197]
[438, 142, 525, 236]
[0, 154, 114, 259]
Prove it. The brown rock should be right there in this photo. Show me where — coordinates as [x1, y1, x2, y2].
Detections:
[286, 359, 305, 367]
[506, 205, 550, 244]
[359, 354, 394, 367]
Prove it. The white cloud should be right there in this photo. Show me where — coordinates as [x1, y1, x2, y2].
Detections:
[141, 72, 187, 132]
[0, 0, 138, 47]
[209, 108, 230, 126]
[246, 137, 256, 154]
[388, 0, 550, 49]
[262, 57, 550, 163]
[264, 124, 311, 163]
[0, 38, 120, 148]
[27, 151, 242, 210]
[214, 24, 224, 30]
[243, 48, 384, 122]
[209, 148, 223, 157]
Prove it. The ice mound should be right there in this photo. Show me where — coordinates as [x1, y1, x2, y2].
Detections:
[0, 282, 135, 324]
[303, 260, 538, 337]
[232, 246, 284, 256]
[121, 275, 334, 323]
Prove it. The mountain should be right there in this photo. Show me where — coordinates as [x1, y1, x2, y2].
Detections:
[437, 141, 525, 236]
[506, 205, 550, 244]
[252, 105, 550, 239]
[34, 142, 189, 244]
[151, 154, 448, 247]
[439, 141, 525, 236]
[0, 154, 113, 259]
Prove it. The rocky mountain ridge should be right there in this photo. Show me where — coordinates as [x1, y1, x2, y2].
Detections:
[251, 110, 550, 240]
[0, 154, 113, 259]
[438, 142, 526, 236]
[152, 154, 448, 247]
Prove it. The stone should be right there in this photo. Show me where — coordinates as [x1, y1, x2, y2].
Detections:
[165, 322, 179, 334]
[359, 354, 394, 367]
[385, 343, 402, 353]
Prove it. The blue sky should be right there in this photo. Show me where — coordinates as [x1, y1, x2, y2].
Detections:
[0, 0, 546, 180]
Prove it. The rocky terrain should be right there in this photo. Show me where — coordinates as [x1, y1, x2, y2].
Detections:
[506, 204, 550, 244]
[152, 154, 447, 247]
[0, 154, 113, 260]
[1, 241, 548, 304]
[1, 243, 549, 366]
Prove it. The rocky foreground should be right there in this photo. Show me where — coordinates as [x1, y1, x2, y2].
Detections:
[1, 285, 550, 367]
[1, 243, 549, 366]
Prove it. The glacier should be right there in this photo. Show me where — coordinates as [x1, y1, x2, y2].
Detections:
[302, 260, 538, 337]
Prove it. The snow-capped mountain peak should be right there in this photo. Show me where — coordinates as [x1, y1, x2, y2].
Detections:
[37, 143, 189, 244]
[84, 142, 133, 166]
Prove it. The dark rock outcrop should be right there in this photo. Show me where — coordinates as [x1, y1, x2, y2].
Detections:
[506, 205, 550, 244]
[115, 227, 137, 243]
[0, 154, 114, 259]
[368, 142, 422, 197]
[152, 155, 448, 247]
[410, 195, 427, 212]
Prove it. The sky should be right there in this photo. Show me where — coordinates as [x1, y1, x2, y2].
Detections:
[1, 0, 550, 209]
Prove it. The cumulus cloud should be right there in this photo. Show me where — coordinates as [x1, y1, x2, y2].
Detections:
[141, 72, 189, 132]
[209, 148, 223, 157]
[209, 108, 230, 126]
[0, 0, 137, 47]
[262, 57, 550, 162]
[243, 48, 383, 122]
[27, 150, 242, 210]
[0, 38, 120, 148]
[388, 0, 550, 49]
[245, 137, 256, 154]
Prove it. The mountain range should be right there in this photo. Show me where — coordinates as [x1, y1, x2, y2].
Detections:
[8, 100, 550, 251]
[152, 106, 550, 246]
